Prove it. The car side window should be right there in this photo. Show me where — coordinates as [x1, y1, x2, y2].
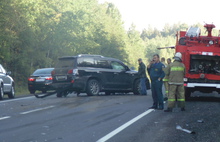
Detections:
[56, 59, 75, 68]
[111, 61, 125, 71]
[78, 58, 95, 67]
[96, 60, 110, 69]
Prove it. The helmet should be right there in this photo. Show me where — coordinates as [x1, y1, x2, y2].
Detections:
[174, 52, 182, 61]
[175, 52, 182, 59]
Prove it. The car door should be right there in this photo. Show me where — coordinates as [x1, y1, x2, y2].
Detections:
[95, 59, 115, 89]
[110, 61, 132, 90]
[0, 65, 11, 92]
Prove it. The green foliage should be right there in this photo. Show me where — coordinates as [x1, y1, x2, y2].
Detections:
[125, 24, 146, 69]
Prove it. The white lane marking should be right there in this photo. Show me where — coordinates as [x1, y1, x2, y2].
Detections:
[0, 96, 35, 103]
[0, 116, 11, 120]
[97, 109, 154, 142]
[20, 106, 55, 115]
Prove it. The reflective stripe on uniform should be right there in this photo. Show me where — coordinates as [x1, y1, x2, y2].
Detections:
[171, 66, 184, 71]
[168, 99, 185, 101]
[163, 78, 169, 81]
[177, 99, 185, 101]
[168, 82, 184, 85]
[168, 99, 176, 101]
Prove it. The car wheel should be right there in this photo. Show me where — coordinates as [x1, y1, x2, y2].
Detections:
[0, 85, 4, 100]
[105, 91, 111, 95]
[63, 91, 69, 97]
[8, 85, 15, 99]
[86, 79, 100, 96]
[133, 80, 141, 95]
[76, 92, 80, 97]
[30, 90, 36, 94]
[56, 91, 63, 97]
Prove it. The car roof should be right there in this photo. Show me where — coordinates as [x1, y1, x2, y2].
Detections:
[59, 54, 103, 59]
[35, 68, 54, 70]
[59, 54, 122, 62]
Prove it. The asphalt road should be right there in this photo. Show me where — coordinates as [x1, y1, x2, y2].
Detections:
[0, 91, 220, 142]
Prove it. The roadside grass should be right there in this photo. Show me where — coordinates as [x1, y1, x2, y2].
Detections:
[15, 85, 29, 96]
[15, 85, 55, 96]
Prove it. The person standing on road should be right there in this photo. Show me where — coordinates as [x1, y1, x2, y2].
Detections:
[147, 54, 165, 110]
[167, 58, 171, 65]
[161, 57, 167, 67]
[163, 58, 172, 101]
[138, 58, 147, 95]
[161, 57, 167, 101]
[164, 52, 186, 112]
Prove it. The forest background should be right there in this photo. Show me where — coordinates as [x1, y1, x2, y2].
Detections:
[1, 0, 219, 94]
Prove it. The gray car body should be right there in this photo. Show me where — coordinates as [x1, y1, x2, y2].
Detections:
[0, 64, 14, 94]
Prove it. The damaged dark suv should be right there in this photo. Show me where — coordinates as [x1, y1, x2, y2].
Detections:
[51, 54, 150, 97]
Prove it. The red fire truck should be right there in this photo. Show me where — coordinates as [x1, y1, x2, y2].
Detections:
[162, 24, 220, 99]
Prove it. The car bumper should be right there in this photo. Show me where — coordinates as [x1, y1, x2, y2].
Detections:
[51, 81, 86, 92]
[28, 83, 54, 90]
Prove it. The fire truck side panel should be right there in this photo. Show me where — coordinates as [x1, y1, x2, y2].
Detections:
[175, 24, 220, 97]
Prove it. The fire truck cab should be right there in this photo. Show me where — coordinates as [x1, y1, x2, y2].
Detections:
[176, 24, 220, 98]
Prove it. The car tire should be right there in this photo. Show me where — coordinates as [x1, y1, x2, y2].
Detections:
[8, 85, 15, 99]
[63, 91, 69, 97]
[133, 80, 141, 95]
[0, 85, 4, 100]
[86, 79, 100, 96]
[56, 92, 63, 97]
[105, 91, 111, 95]
[30, 90, 36, 94]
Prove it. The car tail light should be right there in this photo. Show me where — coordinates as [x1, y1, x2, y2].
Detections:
[184, 83, 187, 86]
[68, 69, 73, 74]
[28, 77, 35, 81]
[67, 69, 78, 75]
[45, 77, 53, 80]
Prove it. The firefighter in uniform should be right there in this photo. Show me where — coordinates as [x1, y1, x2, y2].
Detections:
[164, 52, 186, 112]
[163, 58, 172, 101]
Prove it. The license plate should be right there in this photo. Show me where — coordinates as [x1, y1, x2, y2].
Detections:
[36, 78, 45, 82]
[56, 76, 67, 80]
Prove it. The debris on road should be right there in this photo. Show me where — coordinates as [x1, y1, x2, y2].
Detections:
[197, 119, 204, 123]
[176, 125, 196, 134]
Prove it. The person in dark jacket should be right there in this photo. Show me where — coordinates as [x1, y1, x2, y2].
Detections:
[147, 54, 165, 110]
[138, 58, 147, 95]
